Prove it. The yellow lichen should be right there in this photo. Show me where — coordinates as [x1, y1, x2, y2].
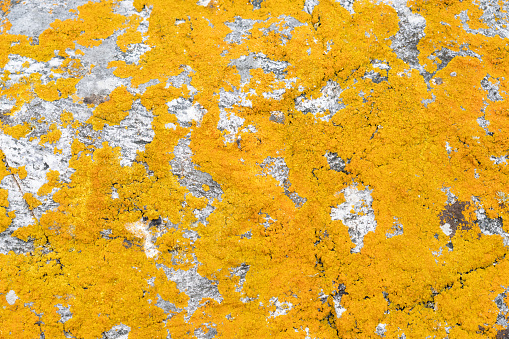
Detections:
[39, 123, 62, 145]
[86, 85, 135, 130]
[0, 188, 10, 233]
[1, 122, 31, 139]
[33, 77, 81, 101]
[23, 193, 42, 210]
[0, 0, 508, 337]
[9, 165, 27, 180]
[116, 15, 144, 53]
[37, 170, 62, 196]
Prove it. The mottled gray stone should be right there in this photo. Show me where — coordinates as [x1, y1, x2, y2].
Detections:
[102, 324, 130, 339]
[6, 0, 98, 37]
[156, 264, 223, 321]
[224, 17, 258, 44]
[55, 304, 73, 323]
[169, 137, 223, 202]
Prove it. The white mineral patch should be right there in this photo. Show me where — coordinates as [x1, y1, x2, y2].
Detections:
[2, 55, 69, 88]
[494, 288, 509, 327]
[490, 155, 508, 165]
[6, 0, 93, 37]
[167, 98, 206, 127]
[259, 157, 289, 186]
[440, 223, 453, 237]
[0, 133, 71, 235]
[111, 187, 119, 200]
[268, 297, 293, 318]
[332, 293, 346, 318]
[5, 290, 18, 305]
[330, 184, 377, 253]
[55, 304, 72, 323]
[125, 220, 159, 259]
[375, 323, 387, 337]
[197, 0, 212, 6]
[176, 102, 206, 125]
[336, 0, 355, 14]
[294, 80, 345, 122]
[217, 109, 245, 144]
[441, 186, 457, 205]
[475, 207, 509, 246]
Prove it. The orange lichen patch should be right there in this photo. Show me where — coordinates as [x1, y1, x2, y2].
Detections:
[23, 193, 42, 210]
[9, 138, 192, 336]
[434, 266, 503, 337]
[86, 86, 135, 130]
[0, 17, 11, 36]
[0, 300, 41, 338]
[60, 110, 74, 128]
[1, 0, 509, 336]
[1, 122, 31, 139]
[0, 150, 8, 178]
[39, 123, 62, 145]
[186, 193, 208, 211]
[33, 77, 81, 101]
[17, 166, 27, 180]
[9, 165, 27, 180]
[107, 60, 141, 84]
[116, 15, 144, 53]
[0, 73, 36, 113]
[73, 0, 126, 48]
[37, 170, 62, 196]
[138, 82, 188, 110]
[59, 58, 85, 77]
[0, 188, 11, 232]
[0, 0, 11, 14]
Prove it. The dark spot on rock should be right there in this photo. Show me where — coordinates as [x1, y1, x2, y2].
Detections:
[83, 94, 109, 105]
[435, 77, 443, 85]
[123, 239, 132, 249]
[250, 0, 264, 10]
[269, 111, 285, 124]
[324, 151, 350, 173]
[149, 217, 162, 228]
[336, 283, 347, 297]
[439, 201, 472, 237]
[29, 36, 39, 46]
[0, 110, 12, 124]
[497, 328, 509, 339]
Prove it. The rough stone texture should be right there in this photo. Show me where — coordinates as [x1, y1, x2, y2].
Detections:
[1, 0, 509, 337]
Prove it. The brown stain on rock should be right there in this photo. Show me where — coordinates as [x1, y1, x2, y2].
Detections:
[439, 200, 472, 237]
[497, 328, 509, 339]
[83, 94, 109, 105]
